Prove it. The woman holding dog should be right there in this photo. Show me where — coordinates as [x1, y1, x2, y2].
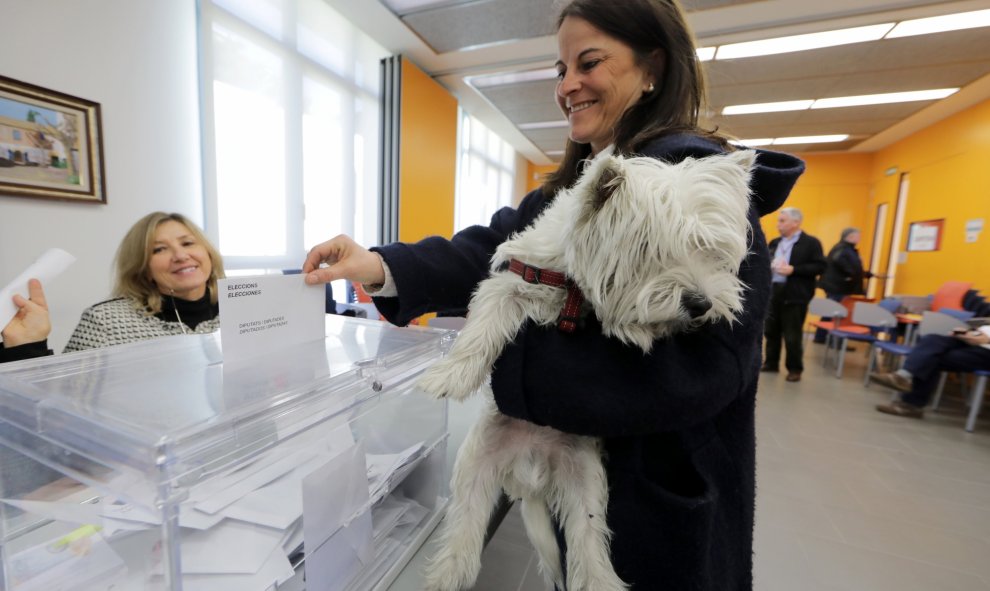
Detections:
[304, 0, 804, 588]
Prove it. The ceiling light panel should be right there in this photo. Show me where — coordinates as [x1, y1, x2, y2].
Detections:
[400, 0, 555, 54]
[470, 68, 557, 89]
[773, 134, 849, 144]
[722, 100, 814, 115]
[715, 23, 894, 60]
[380, 0, 471, 15]
[811, 88, 958, 109]
[729, 138, 773, 146]
[886, 8, 990, 39]
[696, 46, 716, 61]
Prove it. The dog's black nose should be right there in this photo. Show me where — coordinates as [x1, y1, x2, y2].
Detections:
[682, 294, 712, 319]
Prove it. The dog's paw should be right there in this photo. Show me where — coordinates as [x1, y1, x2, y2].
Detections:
[418, 357, 490, 401]
[417, 364, 470, 401]
[423, 554, 481, 591]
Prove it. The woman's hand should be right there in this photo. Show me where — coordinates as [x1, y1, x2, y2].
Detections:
[2, 279, 51, 347]
[302, 235, 386, 286]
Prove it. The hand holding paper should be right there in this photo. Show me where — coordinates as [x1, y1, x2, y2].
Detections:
[0, 248, 75, 329]
[1, 279, 51, 347]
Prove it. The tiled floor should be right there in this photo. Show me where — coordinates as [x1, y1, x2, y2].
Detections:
[470, 341, 990, 590]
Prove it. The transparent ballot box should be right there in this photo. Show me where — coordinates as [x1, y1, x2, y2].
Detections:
[0, 316, 451, 591]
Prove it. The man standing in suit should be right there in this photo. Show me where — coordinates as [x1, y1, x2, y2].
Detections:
[762, 207, 826, 382]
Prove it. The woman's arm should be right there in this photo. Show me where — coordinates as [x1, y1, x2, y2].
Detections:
[370, 193, 539, 326]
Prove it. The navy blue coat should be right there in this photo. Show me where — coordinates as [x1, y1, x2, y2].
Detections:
[372, 134, 804, 590]
[819, 241, 867, 296]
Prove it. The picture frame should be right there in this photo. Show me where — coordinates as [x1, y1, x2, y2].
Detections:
[0, 75, 106, 204]
[905, 218, 944, 252]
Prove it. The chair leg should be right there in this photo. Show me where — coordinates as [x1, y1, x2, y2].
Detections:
[931, 373, 949, 411]
[965, 376, 986, 433]
[835, 338, 847, 378]
[864, 346, 879, 387]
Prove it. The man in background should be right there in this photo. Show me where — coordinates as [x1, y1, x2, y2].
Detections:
[762, 207, 826, 382]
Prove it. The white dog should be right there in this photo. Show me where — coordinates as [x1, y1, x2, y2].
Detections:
[418, 148, 757, 591]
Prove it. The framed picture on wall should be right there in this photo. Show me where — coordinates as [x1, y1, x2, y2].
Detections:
[0, 75, 106, 204]
[906, 218, 944, 252]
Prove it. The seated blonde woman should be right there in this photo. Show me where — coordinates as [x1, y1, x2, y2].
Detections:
[64, 212, 225, 352]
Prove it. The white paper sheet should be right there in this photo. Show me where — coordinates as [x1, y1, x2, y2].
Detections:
[155, 519, 285, 575]
[218, 273, 325, 363]
[219, 461, 311, 530]
[99, 501, 225, 531]
[179, 541, 296, 591]
[193, 448, 318, 514]
[0, 248, 75, 328]
[304, 511, 374, 591]
[367, 442, 425, 504]
[302, 442, 374, 591]
[2, 498, 101, 526]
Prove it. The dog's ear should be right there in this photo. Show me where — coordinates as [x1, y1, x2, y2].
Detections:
[591, 159, 622, 211]
[726, 149, 758, 171]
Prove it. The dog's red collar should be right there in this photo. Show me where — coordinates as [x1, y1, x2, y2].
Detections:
[507, 258, 584, 333]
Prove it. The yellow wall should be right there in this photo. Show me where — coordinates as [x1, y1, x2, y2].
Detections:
[760, 152, 874, 261]
[867, 99, 990, 297]
[526, 162, 558, 193]
[398, 58, 458, 242]
[756, 98, 990, 300]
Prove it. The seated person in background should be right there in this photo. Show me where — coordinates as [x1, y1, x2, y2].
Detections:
[872, 325, 990, 418]
[0, 278, 53, 363]
[64, 212, 225, 352]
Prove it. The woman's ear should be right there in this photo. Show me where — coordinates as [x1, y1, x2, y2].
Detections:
[651, 48, 666, 81]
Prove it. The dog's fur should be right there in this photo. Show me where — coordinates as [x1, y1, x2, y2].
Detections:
[418, 148, 757, 591]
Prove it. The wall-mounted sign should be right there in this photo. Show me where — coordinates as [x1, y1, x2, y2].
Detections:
[965, 218, 984, 243]
[906, 219, 944, 252]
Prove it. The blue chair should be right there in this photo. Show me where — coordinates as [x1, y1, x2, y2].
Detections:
[932, 369, 989, 432]
[936, 307, 975, 322]
[827, 302, 898, 378]
[864, 311, 964, 387]
[877, 297, 902, 314]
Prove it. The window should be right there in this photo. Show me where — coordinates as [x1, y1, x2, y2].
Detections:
[455, 111, 516, 232]
[200, 0, 387, 300]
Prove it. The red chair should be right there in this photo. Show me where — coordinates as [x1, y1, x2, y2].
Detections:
[931, 281, 972, 312]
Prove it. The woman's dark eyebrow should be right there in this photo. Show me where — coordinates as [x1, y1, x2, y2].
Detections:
[555, 47, 604, 70]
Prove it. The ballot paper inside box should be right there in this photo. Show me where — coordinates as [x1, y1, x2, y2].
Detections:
[0, 315, 450, 591]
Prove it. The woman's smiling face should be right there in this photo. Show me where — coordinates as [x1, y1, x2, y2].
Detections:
[147, 220, 212, 301]
[555, 16, 653, 155]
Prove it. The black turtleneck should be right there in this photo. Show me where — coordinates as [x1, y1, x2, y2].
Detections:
[156, 292, 219, 330]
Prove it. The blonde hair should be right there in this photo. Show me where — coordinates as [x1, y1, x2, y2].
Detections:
[112, 212, 225, 314]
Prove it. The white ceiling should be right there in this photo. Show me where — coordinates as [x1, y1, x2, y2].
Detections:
[325, 0, 990, 164]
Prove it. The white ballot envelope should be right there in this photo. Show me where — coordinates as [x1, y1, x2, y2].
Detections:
[0, 248, 75, 327]
[218, 274, 325, 362]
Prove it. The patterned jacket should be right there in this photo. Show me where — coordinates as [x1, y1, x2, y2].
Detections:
[63, 298, 220, 353]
